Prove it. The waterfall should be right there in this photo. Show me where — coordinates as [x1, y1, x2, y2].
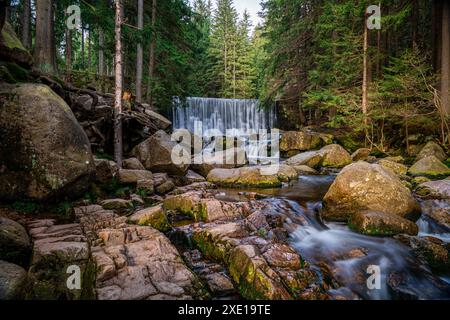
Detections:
[172, 97, 277, 135]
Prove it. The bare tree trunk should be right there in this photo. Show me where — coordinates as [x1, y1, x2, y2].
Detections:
[88, 27, 92, 71]
[21, 0, 31, 49]
[0, 1, 8, 32]
[98, 29, 104, 73]
[442, 1, 450, 116]
[65, 27, 72, 82]
[81, 25, 85, 69]
[114, 0, 123, 167]
[136, 0, 143, 104]
[34, 0, 57, 74]
[146, 0, 157, 106]
[362, 11, 369, 143]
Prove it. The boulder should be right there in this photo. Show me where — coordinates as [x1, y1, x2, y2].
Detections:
[408, 156, 450, 178]
[94, 159, 118, 184]
[131, 130, 189, 176]
[417, 141, 447, 162]
[155, 180, 176, 195]
[384, 156, 405, 164]
[0, 22, 32, 68]
[322, 162, 420, 222]
[0, 260, 27, 300]
[118, 169, 153, 185]
[0, 83, 95, 201]
[122, 158, 145, 170]
[349, 211, 418, 236]
[280, 131, 323, 156]
[136, 179, 155, 195]
[101, 199, 134, 214]
[191, 147, 247, 177]
[378, 159, 408, 175]
[74, 94, 93, 112]
[290, 165, 319, 175]
[416, 180, 450, 200]
[0, 216, 31, 266]
[129, 204, 170, 232]
[185, 170, 206, 184]
[351, 148, 371, 162]
[144, 109, 172, 131]
[207, 165, 298, 188]
[285, 151, 323, 169]
[318, 144, 352, 168]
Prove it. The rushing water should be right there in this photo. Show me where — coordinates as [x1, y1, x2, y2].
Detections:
[172, 97, 277, 135]
[217, 175, 450, 300]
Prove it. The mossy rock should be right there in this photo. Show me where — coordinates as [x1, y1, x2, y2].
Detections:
[129, 205, 171, 232]
[0, 61, 29, 82]
[0, 22, 32, 67]
[408, 156, 450, 179]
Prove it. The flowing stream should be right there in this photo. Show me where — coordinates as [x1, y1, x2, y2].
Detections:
[217, 176, 450, 300]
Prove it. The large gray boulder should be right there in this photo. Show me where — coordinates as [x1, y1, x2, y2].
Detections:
[0, 83, 95, 200]
[417, 141, 447, 162]
[131, 130, 189, 176]
[408, 156, 450, 178]
[280, 131, 323, 156]
[0, 261, 27, 300]
[322, 162, 420, 222]
[0, 217, 31, 266]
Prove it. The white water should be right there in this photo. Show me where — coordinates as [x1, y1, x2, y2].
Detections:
[172, 97, 279, 163]
[172, 97, 277, 135]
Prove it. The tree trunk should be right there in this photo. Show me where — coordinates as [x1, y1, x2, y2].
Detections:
[81, 26, 85, 69]
[65, 27, 72, 82]
[136, 0, 143, 104]
[88, 27, 92, 71]
[441, 1, 450, 116]
[98, 28, 105, 75]
[0, 0, 8, 32]
[21, 0, 31, 49]
[114, 0, 123, 167]
[146, 0, 157, 106]
[34, 0, 57, 74]
[362, 13, 369, 120]
[432, 0, 443, 72]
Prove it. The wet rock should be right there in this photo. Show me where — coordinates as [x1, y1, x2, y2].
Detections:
[412, 176, 432, 185]
[100, 199, 134, 214]
[417, 141, 447, 162]
[132, 130, 189, 176]
[203, 272, 235, 295]
[0, 83, 95, 201]
[416, 180, 450, 199]
[408, 156, 450, 178]
[349, 211, 418, 236]
[351, 148, 371, 162]
[290, 165, 319, 175]
[395, 235, 450, 273]
[0, 216, 31, 267]
[185, 170, 206, 184]
[26, 220, 93, 300]
[191, 147, 248, 177]
[122, 158, 145, 170]
[322, 162, 420, 222]
[94, 159, 118, 184]
[421, 201, 450, 231]
[286, 151, 323, 169]
[129, 204, 171, 232]
[378, 159, 408, 175]
[0, 260, 27, 300]
[118, 169, 153, 185]
[164, 191, 244, 222]
[280, 131, 323, 156]
[318, 144, 352, 168]
[207, 165, 298, 188]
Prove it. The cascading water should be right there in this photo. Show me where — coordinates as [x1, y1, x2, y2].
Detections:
[172, 97, 278, 163]
[172, 97, 277, 135]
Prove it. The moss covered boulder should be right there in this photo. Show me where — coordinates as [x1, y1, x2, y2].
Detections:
[0, 217, 31, 267]
[322, 162, 420, 222]
[129, 204, 171, 232]
[417, 141, 447, 162]
[280, 131, 323, 156]
[0, 260, 28, 300]
[0, 83, 95, 201]
[378, 159, 408, 175]
[207, 165, 298, 188]
[351, 148, 371, 162]
[318, 144, 352, 168]
[408, 156, 450, 178]
[349, 211, 418, 236]
[0, 22, 32, 68]
[416, 180, 450, 200]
